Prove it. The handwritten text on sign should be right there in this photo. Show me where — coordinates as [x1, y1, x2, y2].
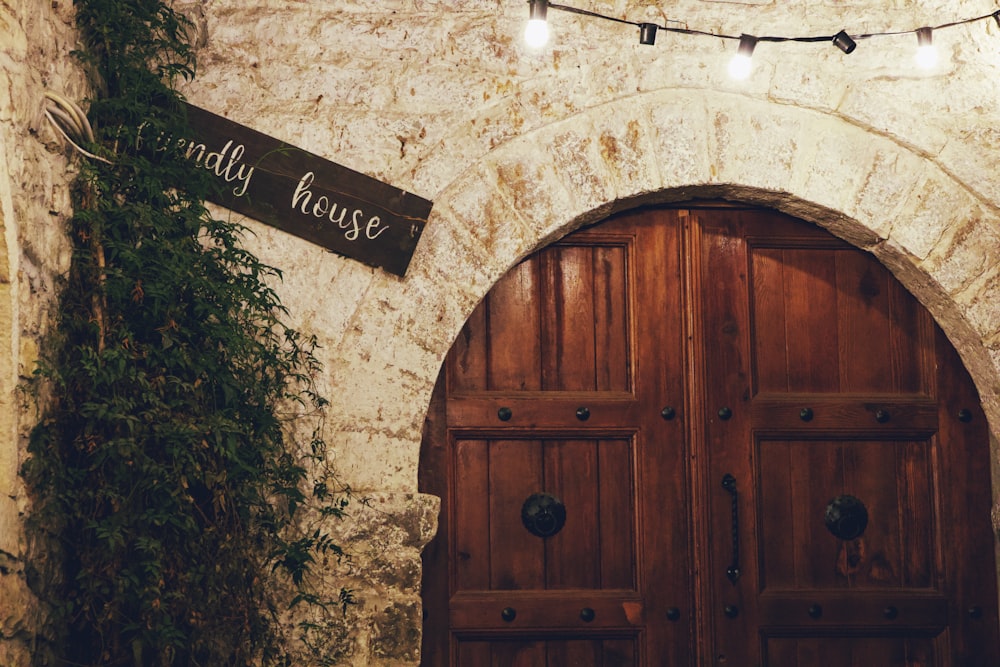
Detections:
[166, 104, 432, 277]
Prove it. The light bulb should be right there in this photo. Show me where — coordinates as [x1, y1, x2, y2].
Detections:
[524, 18, 549, 49]
[728, 54, 753, 80]
[728, 34, 758, 80]
[915, 44, 938, 68]
[914, 27, 938, 69]
[525, 0, 549, 49]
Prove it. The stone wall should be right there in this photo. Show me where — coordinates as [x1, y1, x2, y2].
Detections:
[0, 0, 81, 664]
[5, 0, 1000, 664]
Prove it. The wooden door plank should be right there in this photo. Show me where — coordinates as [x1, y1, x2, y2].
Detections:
[454, 438, 492, 591]
[592, 244, 630, 393]
[757, 439, 795, 589]
[782, 247, 840, 393]
[897, 440, 934, 588]
[835, 251, 892, 393]
[489, 440, 545, 591]
[544, 439, 600, 590]
[542, 246, 597, 391]
[750, 246, 789, 393]
[450, 299, 489, 392]
[488, 259, 542, 391]
[598, 439, 636, 590]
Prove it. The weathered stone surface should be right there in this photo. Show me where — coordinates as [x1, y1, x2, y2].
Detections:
[923, 209, 1000, 294]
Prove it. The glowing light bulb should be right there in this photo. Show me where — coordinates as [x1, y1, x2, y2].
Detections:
[728, 53, 753, 80]
[728, 35, 758, 80]
[524, 18, 549, 49]
[914, 27, 938, 69]
[525, 0, 549, 49]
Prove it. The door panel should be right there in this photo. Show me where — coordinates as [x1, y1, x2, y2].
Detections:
[699, 208, 999, 667]
[421, 205, 999, 666]
[452, 437, 636, 592]
[423, 213, 691, 665]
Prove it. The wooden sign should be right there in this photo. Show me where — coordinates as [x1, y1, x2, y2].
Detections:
[162, 103, 431, 276]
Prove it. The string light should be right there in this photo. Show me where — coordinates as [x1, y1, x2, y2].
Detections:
[524, 1, 1000, 78]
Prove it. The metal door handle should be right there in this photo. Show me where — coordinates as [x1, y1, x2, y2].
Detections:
[721, 473, 740, 584]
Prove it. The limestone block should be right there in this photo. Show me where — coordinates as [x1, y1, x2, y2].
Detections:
[922, 208, 1000, 294]
[592, 106, 662, 201]
[938, 124, 1000, 205]
[837, 75, 951, 157]
[403, 204, 497, 315]
[709, 96, 802, 191]
[645, 92, 713, 189]
[960, 270, 1000, 342]
[849, 144, 926, 236]
[794, 118, 873, 226]
[547, 122, 618, 216]
[769, 52, 851, 113]
[327, 430, 420, 493]
[443, 163, 539, 273]
[890, 171, 979, 261]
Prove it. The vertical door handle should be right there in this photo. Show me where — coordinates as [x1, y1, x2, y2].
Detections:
[721, 473, 740, 584]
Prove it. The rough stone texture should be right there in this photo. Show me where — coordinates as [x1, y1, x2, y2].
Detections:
[1, 0, 82, 663]
[279, 492, 439, 666]
[7, 0, 1000, 664]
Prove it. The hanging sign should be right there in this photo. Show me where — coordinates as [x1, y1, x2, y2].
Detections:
[169, 103, 431, 277]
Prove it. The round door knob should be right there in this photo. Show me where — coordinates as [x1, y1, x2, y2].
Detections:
[666, 607, 681, 622]
[498, 406, 513, 421]
[969, 606, 984, 619]
[718, 407, 733, 420]
[576, 407, 590, 421]
[883, 605, 898, 620]
[799, 407, 814, 422]
[824, 495, 869, 540]
[580, 607, 595, 622]
[521, 493, 567, 538]
[958, 409, 973, 423]
[875, 409, 891, 423]
[723, 604, 739, 619]
[808, 604, 823, 619]
[661, 406, 676, 420]
[501, 607, 517, 622]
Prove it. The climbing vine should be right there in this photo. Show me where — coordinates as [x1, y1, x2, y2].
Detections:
[23, 1, 349, 665]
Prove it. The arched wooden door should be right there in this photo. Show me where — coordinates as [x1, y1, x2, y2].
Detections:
[419, 205, 1000, 666]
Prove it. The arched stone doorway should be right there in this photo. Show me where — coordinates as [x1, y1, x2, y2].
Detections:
[419, 202, 1000, 665]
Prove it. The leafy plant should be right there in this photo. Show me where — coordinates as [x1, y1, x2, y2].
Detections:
[23, 1, 349, 665]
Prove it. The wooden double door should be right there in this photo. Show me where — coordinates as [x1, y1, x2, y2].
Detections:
[419, 205, 1000, 666]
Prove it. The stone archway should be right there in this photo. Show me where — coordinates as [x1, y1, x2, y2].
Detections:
[406, 89, 1000, 480]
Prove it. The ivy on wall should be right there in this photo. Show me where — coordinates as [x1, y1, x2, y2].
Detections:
[22, 1, 349, 665]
